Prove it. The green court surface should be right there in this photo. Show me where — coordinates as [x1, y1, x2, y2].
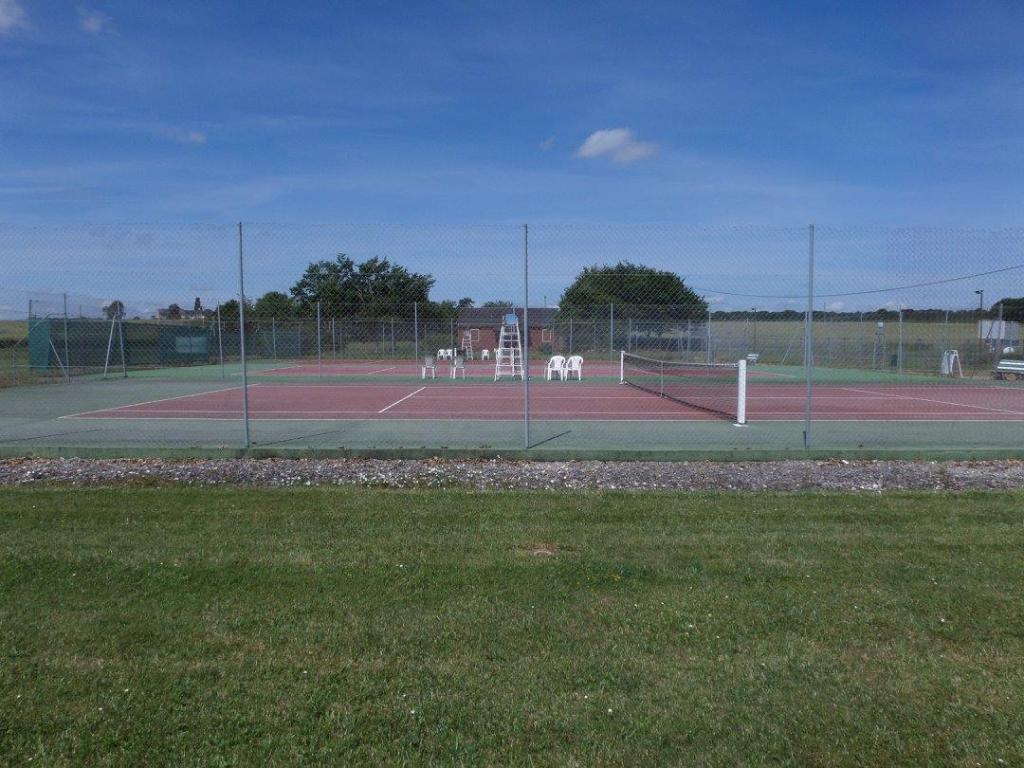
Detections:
[1, 359, 1023, 459]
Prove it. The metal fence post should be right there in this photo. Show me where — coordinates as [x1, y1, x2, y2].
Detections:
[609, 303, 615, 361]
[804, 224, 815, 449]
[897, 306, 904, 376]
[413, 302, 419, 363]
[568, 316, 573, 355]
[237, 222, 251, 449]
[62, 293, 70, 381]
[523, 223, 530, 449]
[997, 301, 1004, 350]
[271, 317, 277, 360]
[317, 301, 323, 378]
[117, 317, 127, 378]
[217, 305, 225, 379]
[706, 310, 712, 364]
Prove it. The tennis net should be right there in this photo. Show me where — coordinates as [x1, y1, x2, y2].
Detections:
[619, 352, 747, 424]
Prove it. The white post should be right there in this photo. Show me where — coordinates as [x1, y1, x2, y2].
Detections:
[735, 358, 747, 426]
[619, 349, 625, 383]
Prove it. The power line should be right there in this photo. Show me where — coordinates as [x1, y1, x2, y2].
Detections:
[690, 262, 1024, 300]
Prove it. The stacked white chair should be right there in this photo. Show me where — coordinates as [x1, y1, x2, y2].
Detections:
[546, 355, 567, 381]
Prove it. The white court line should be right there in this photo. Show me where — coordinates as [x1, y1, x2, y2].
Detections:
[378, 387, 426, 413]
[61, 413, 1024, 424]
[839, 386, 1024, 417]
[363, 366, 398, 375]
[62, 384, 253, 419]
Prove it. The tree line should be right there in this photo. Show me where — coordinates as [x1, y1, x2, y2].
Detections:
[104, 252, 1023, 323]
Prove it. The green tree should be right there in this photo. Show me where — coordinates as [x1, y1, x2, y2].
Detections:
[995, 297, 1024, 322]
[290, 254, 435, 317]
[557, 262, 707, 319]
[103, 300, 125, 320]
[252, 291, 295, 319]
[481, 300, 513, 308]
[213, 299, 252, 321]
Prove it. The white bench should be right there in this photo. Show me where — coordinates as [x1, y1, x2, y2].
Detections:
[994, 359, 1024, 380]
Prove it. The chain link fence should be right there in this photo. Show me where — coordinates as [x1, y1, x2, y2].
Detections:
[1, 224, 1021, 456]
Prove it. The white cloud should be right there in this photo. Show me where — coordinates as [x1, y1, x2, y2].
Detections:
[154, 125, 207, 145]
[0, 0, 28, 34]
[575, 128, 658, 166]
[825, 301, 846, 311]
[78, 6, 113, 35]
[539, 136, 555, 151]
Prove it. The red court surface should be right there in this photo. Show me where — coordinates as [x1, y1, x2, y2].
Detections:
[67, 381, 1024, 422]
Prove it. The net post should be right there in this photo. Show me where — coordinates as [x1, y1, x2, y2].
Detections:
[735, 358, 747, 426]
[619, 349, 625, 383]
[237, 222, 251, 450]
[317, 301, 323, 378]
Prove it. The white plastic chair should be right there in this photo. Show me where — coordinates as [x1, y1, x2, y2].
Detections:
[436, 348, 447, 360]
[565, 355, 583, 381]
[546, 355, 567, 381]
[481, 349, 490, 361]
[421, 355, 436, 379]
[451, 355, 466, 380]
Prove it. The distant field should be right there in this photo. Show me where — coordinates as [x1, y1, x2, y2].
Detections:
[0, 320, 25, 341]
[1, 487, 1021, 765]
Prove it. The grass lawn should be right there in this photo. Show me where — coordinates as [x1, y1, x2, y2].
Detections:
[1, 488, 1022, 766]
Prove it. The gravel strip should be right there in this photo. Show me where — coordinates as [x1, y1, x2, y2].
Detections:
[1, 457, 1024, 491]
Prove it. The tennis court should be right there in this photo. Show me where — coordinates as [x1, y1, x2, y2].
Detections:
[65, 367, 1024, 423]
[0, 353, 1012, 457]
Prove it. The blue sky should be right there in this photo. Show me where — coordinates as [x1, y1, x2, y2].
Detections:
[1, 1, 1023, 310]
